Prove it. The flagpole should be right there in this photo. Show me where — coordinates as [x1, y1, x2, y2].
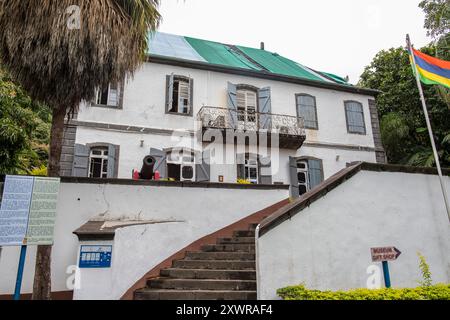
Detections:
[406, 34, 450, 223]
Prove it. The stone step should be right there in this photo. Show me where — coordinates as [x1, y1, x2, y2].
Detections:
[160, 268, 256, 280]
[173, 259, 255, 270]
[148, 278, 257, 291]
[185, 251, 255, 261]
[134, 289, 257, 300]
[201, 244, 255, 253]
[233, 230, 255, 237]
[217, 237, 255, 244]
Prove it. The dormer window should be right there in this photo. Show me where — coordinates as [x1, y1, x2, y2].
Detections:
[166, 74, 194, 116]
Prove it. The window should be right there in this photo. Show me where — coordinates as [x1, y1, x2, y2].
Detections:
[166, 75, 193, 115]
[237, 89, 257, 123]
[237, 154, 259, 184]
[95, 83, 121, 107]
[296, 158, 323, 196]
[89, 147, 109, 178]
[345, 101, 366, 134]
[166, 150, 195, 182]
[296, 160, 309, 196]
[296, 94, 318, 129]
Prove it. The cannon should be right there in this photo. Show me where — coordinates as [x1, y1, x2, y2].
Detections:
[139, 155, 157, 180]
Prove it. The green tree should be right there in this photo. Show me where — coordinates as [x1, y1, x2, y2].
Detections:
[0, 0, 161, 299]
[359, 45, 450, 167]
[0, 68, 50, 174]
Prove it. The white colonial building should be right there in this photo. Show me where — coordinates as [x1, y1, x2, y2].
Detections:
[61, 32, 385, 196]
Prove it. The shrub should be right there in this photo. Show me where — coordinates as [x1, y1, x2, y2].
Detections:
[277, 284, 450, 300]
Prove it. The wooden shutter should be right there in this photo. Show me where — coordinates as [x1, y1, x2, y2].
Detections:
[166, 74, 174, 112]
[107, 83, 119, 107]
[307, 159, 323, 190]
[107, 145, 117, 178]
[258, 87, 272, 129]
[259, 156, 272, 185]
[72, 144, 90, 177]
[189, 78, 194, 116]
[196, 150, 210, 182]
[345, 101, 366, 134]
[150, 148, 167, 179]
[236, 153, 245, 180]
[289, 156, 300, 198]
[297, 95, 318, 129]
[227, 82, 238, 128]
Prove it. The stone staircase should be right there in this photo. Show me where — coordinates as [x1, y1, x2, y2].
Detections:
[134, 223, 259, 300]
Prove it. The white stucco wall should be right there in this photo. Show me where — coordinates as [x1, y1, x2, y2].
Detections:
[73, 61, 378, 183]
[0, 181, 288, 299]
[258, 170, 450, 299]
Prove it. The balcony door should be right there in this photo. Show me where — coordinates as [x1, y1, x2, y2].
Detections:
[236, 89, 257, 130]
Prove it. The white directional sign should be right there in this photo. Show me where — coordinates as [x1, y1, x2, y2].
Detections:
[371, 247, 402, 262]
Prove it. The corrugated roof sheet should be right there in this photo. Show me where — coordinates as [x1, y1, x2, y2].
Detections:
[147, 32, 350, 86]
[148, 32, 206, 62]
[184, 37, 262, 71]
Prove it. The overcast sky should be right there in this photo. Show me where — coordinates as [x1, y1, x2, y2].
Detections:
[157, 0, 431, 84]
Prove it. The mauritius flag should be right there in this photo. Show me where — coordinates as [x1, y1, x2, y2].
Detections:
[409, 48, 450, 89]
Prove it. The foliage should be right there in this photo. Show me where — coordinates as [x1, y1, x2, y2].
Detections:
[419, 0, 450, 39]
[418, 253, 433, 287]
[359, 45, 450, 167]
[0, 68, 51, 175]
[30, 166, 48, 177]
[277, 284, 450, 300]
[237, 179, 252, 185]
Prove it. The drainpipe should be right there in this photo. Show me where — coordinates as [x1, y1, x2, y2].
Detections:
[255, 224, 261, 300]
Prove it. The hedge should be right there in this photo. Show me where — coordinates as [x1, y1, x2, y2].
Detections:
[277, 284, 450, 300]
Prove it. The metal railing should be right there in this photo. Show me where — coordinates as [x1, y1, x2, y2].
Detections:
[197, 106, 306, 136]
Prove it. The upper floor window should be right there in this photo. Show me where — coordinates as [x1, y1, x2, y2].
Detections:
[95, 83, 122, 108]
[345, 101, 366, 135]
[237, 89, 257, 123]
[296, 94, 318, 130]
[166, 74, 193, 116]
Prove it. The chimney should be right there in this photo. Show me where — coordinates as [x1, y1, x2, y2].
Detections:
[260, 42, 265, 50]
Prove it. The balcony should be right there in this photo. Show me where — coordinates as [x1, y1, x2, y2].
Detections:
[197, 106, 306, 149]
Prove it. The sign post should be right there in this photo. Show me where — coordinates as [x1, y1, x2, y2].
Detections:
[13, 245, 27, 300]
[371, 246, 401, 289]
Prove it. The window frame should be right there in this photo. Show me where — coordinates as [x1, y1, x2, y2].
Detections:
[91, 82, 124, 109]
[88, 147, 109, 179]
[165, 75, 194, 117]
[166, 149, 196, 182]
[236, 88, 258, 124]
[296, 93, 319, 130]
[344, 100, 367, 135]
[85, 143, 120, 179]
[295, 156, 324, 194]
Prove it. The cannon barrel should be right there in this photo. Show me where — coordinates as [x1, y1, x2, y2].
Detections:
[140, 155, 156, 180]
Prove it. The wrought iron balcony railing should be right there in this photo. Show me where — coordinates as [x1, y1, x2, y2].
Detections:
[197, 106, 306, 137]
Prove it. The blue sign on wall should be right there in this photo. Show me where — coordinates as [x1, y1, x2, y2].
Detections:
[79, 245, 112, 268]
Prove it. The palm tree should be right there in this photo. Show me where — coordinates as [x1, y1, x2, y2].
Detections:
[0, 0, 161, 299]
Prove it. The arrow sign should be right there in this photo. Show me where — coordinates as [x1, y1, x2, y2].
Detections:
[371, 247, 401, 262]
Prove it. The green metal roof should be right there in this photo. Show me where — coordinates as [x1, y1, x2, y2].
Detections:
[184, 37, 262, 71]
[148, 32, 351, 86]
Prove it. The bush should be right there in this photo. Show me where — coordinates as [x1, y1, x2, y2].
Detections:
[277, 284, 450, 300]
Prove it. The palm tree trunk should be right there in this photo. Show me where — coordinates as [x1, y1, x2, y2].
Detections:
[32, 107, 66, 300]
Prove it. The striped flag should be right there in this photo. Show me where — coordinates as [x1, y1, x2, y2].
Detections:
[409, 48, 450, 89]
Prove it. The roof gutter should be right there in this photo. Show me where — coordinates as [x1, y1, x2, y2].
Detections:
[147, 54, 381, 96]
